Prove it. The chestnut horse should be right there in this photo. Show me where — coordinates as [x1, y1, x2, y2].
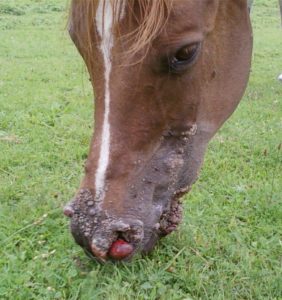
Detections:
[64, 0, 253, 262]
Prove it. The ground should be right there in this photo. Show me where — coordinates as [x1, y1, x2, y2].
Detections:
[0, 0, 281, 299]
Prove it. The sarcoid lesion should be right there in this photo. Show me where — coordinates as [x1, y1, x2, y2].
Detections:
[159, 198, 183, 236]
[70, 189, 100, 240]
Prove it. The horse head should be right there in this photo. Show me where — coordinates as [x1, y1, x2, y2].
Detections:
[65, 0, 252, 262]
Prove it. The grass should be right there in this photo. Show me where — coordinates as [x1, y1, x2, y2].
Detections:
[0, 0, 281, 299]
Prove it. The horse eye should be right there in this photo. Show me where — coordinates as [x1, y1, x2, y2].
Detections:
[175, 44, 198, 61]
[168, 43, 201, 73]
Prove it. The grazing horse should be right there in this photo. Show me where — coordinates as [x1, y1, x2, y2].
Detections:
[64, 0, 253, 262]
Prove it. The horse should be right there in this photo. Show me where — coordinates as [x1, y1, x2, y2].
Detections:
[64, 0, 253, 262]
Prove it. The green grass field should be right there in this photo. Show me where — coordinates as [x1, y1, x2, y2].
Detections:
[0, 0, 281, 299]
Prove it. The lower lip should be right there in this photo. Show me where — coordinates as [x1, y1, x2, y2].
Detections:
[108, 239, 134, 260]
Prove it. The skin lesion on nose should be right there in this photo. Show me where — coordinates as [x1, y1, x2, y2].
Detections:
[63, 204, 74, 218]
[90, 238, 134, 261]
[90, 218, 144, 262]
[63, 189, 145, 262]
[108, 239, 134, 260]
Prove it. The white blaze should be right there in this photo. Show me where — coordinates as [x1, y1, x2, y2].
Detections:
[95, 0, 125, 201]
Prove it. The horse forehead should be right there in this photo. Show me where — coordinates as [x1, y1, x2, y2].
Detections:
[96, 0, 113, 38]
[171, 0, 205, 13]
[169, 0, 207, 24]
[95, 0, 126, 39]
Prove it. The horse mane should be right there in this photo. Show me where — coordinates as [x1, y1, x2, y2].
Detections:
[120, 0, 172, 57]
[69, 0, 172, 60]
